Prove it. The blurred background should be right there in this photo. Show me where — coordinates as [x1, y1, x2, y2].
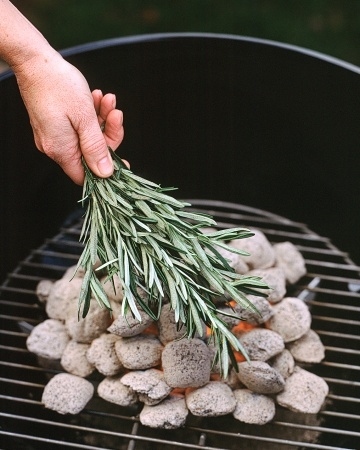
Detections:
[6, 0, 360, 66]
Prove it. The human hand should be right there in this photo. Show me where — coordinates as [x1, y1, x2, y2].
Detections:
[14, 51, 124, 184]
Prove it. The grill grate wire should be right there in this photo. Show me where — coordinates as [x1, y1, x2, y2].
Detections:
[0, 200, 359, 450]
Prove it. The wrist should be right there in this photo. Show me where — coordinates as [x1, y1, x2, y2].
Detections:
[10, 43, 60, 75]
[11, 48, 65, 94]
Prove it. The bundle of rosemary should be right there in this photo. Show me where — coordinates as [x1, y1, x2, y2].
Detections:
[76, 149, 268, 377]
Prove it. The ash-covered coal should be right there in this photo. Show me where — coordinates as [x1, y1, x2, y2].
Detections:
[26, 230, 328, 429]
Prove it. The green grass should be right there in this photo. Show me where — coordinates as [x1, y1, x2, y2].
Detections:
[13, 0, 360, 66]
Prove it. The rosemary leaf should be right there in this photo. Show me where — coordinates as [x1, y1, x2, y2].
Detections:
[176, 210, 217, 226]
[89, 223, 98, 265]
[210, 240, 251, 256]
[79, 204, 91, 242]
[163, 270, 179, 311]
[90, 275, 111, 311]
[221, 334, 230, 373]
[191, 238, 213, 269]
[78, 265, 92, 312]
[204, 228, 254, 241]
[188, 296, 204, 337]
[122, 284, 142, 321]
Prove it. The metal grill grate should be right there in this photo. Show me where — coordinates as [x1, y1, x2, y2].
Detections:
[1, 200, 359, 450]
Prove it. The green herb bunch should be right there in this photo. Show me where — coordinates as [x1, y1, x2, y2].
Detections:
[76, 149, 268, 377]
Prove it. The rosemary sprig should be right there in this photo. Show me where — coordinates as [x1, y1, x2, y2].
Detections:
[76, 149, 269, 377]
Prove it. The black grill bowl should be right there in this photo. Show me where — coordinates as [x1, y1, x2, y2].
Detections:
[1, 33, 360, 281]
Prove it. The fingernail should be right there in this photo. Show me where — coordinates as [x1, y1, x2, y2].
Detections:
[97, 155, 113, 176]
[111, 93, 116, 108]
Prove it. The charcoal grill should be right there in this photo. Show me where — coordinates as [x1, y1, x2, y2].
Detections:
[0, 199, 359, 450]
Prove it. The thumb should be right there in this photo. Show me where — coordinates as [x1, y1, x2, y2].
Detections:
[78, 124, 114, 178]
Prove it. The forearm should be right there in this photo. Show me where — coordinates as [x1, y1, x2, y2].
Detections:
[0, 0, 57, 70]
